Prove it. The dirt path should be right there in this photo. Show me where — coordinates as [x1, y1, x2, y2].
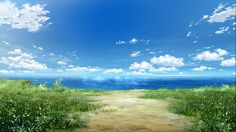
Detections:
[78, 91, 189, 132]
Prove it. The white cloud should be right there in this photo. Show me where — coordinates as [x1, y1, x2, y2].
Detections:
[202, 15, 209, 20]
[232, 72, 236, 75]
[129, 61, 153, 70]
[116, 38, 149, 45]
[33, 45, 44, 51]
[149, 51, 156, 55]
[104, 68, 123, 74]
[66, 66, 100, 72]
[129, 38, 138, 44]
[213, 3, 225, 14]
[21, 70, 33, 73]
[203, 3, 236, 23]
[1, 41, 9, 45]
[0, 69, 14, 74]
[215, 26, 229, 34]
[179, 72, 186, 75]
[220, 57, 236, 67]
[130, 51, 141, 57]
[116, 40, 126, 45]
[194, 48, 228, 61]
[0, 49, 48, 70]
[186, 31, 191, 37]
[57, 61, 67, 65]
[189, 22, 194, 27]
[150, 54, 184, 67]
[126, 71, 150, 76]
[8, 48, 22, 55]
[150, 67, 177, 72]
[49, 53, 54, 56]
[192, 66, 214, 71]
[0, 1, 50, 32]
[68, 65, 74, 68]
[215, 48, 228, 56]
[38, 47, 43, 51]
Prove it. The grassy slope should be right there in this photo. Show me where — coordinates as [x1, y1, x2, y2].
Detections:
[0, 79, 104, 131]
[142, 86, 236, 131]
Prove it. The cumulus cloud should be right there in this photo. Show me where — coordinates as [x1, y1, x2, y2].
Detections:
[194, 48, 228, 61]
[66, 66, 100, 72]
[215, 26, 229, 34]
[0, 49, 48, 70]
[8, 48, 22, 55]
[129, 38, 138, 44]
[150, 54, 184, 67]
[57, 61, 67, 65]
[130, 51, 141, 57]
[104, 68, 123, 74]
[129, 61, 153, 70]
[0, 69, 14, 74]
[150, 67, 177, 72]
[220, 57, 236, 67]
[192, 66, 215, 71]
[216, 48, 228, 56]
[0, 0, 50, 32]
[203, 3, 236, 23]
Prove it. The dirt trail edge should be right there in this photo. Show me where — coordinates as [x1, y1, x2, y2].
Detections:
[78, 90, 190, 132]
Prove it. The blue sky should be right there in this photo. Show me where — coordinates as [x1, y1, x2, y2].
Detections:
[0, 0, 235, 77]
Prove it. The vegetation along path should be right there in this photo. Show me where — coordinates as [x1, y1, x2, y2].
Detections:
[78, 90, 189, 132]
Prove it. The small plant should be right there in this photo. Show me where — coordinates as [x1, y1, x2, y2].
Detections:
[53, 77, 65, 91]
[20, 80, 31, 89]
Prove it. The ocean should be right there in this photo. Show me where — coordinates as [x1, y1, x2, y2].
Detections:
[5, 76, 236, 90]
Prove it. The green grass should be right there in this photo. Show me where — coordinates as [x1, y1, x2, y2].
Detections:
[142, 85, 236, 131]
[0, 79, 104, 131]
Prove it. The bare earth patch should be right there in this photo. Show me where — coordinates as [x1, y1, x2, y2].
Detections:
[78, 90, 190, 132]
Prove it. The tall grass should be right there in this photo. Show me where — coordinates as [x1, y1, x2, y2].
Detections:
[142, 86, 236, 131]
[0, 79, 102, 131]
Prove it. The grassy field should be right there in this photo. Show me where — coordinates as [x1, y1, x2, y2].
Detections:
[1, 79, 235, 132]
[142, 85, 236, 131]
[0, 79, 104, 131]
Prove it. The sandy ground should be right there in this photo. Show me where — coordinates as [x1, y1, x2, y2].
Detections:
[78, 91, 190, 132]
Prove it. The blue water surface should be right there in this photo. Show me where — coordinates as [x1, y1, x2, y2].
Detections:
[5, 76, 236, 90]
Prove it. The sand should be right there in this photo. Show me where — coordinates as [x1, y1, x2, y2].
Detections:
[78, 91, 190, 132]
